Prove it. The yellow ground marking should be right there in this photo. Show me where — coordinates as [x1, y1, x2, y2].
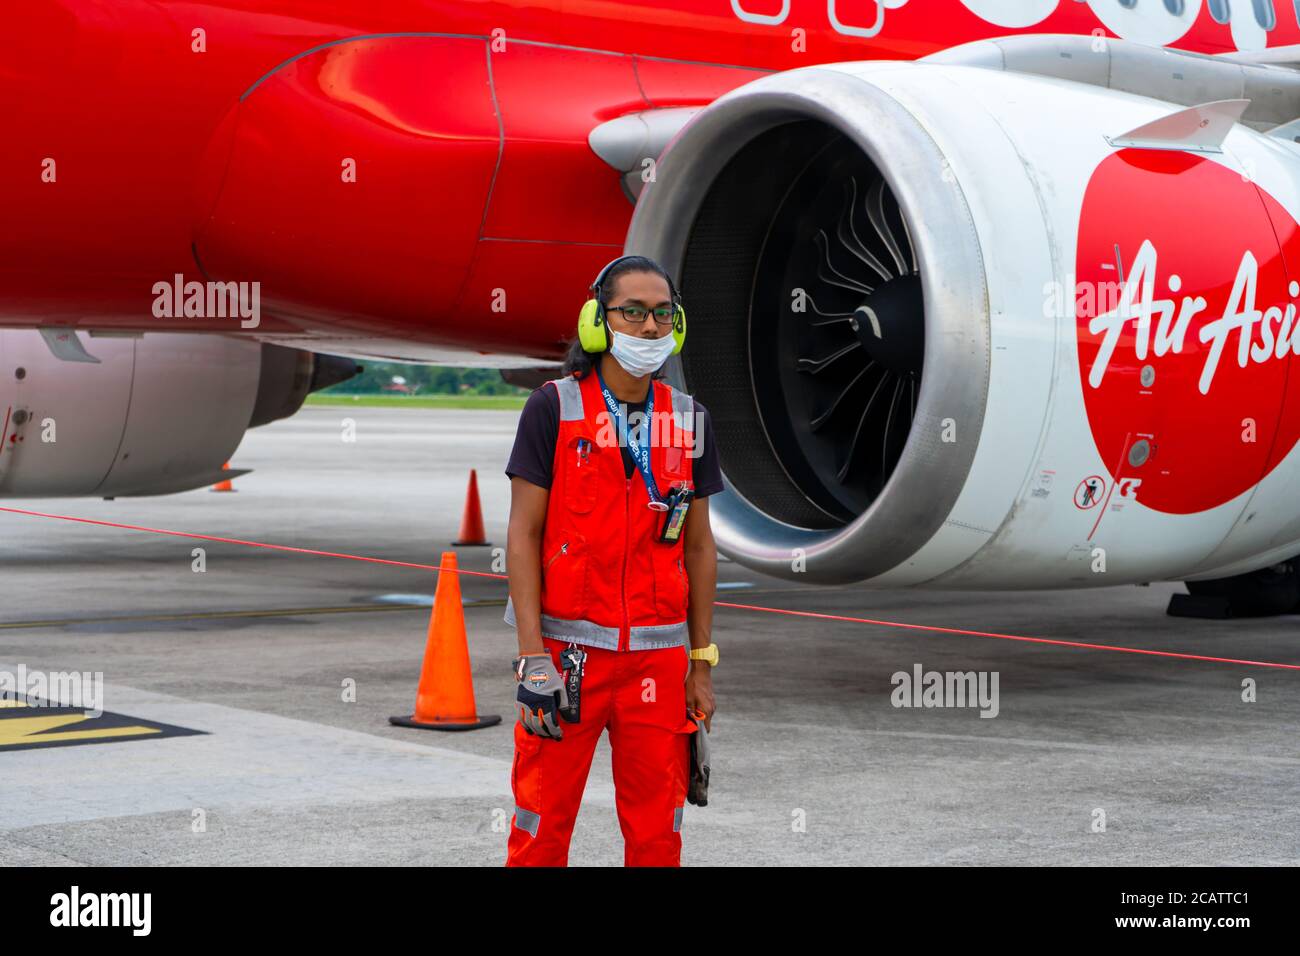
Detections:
[0, 713, 161, 748]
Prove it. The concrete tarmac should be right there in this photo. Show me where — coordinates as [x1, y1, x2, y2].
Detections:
[1, 405, 1297, 865]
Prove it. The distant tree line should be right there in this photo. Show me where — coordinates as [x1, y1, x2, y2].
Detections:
[320, 363, 529, 396]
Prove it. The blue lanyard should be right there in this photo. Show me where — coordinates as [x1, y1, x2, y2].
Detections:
[595, 366, 668, 510]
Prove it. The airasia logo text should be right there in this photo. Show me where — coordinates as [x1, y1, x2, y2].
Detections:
[1086, 239, 1300, 396]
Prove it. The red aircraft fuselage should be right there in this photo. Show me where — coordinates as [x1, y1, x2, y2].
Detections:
[0, 1, 1276, 360]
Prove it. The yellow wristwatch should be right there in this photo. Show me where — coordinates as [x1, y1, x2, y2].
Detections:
[688, 643, 719, 666]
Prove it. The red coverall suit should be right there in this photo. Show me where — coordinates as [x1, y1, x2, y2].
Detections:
[503, 370, 699, 866]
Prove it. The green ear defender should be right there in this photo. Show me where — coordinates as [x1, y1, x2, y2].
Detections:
[577, 255, 687, 355]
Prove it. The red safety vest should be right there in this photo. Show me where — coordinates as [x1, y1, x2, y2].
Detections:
[505, 370, 696, 651]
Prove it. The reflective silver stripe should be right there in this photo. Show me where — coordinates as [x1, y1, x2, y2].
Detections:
[673, 805, 684, 832]
[667, 384, 695, 433]
[628, 619, 688, 650]
[540, 615, 619, 649]
[549, 375, 584, 422]
[506, 596, 684, 651]
[514, 807, 541, 837]
[504, 596, 620, 650]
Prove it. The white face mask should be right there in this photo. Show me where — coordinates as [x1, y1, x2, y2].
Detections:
[608, 327, 676, 377]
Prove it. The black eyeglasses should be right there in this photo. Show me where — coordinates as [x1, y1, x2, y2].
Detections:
[607, 304, 675, 327]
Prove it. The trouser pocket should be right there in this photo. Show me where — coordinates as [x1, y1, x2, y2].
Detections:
[511, 722, 543, 837]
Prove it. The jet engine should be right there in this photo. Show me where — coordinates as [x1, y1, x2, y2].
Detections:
[629, 42, 1300, 594]
[0, 332, 359, 497]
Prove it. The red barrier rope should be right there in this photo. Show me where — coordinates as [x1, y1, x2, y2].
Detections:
[4, 505, 1299, 671]
[713, 602, 1300, 670]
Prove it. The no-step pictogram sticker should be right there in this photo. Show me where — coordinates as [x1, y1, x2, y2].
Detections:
[1074, 476, 1105, 510]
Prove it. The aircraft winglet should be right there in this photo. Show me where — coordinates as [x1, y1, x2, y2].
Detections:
[1105, 99, 1251, 154]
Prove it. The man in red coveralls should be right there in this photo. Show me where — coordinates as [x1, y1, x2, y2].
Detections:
[503, 255, 721, 866]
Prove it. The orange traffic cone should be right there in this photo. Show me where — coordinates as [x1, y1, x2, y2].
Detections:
[389, 550, 501, 731]
[452, 468, 490, 546]
[211, 461, 236, 493]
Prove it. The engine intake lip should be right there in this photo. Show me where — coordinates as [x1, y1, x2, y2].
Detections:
[626, 65, 991, 583]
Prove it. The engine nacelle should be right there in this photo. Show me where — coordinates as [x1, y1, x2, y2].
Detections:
[629, 59, 1300, 588]
[0, 332, 358, 497]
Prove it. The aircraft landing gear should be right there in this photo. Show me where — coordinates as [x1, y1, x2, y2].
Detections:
[1169, 559, 1300, 619]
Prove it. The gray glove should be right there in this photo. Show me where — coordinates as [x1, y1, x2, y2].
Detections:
[513, 654, 570, 740]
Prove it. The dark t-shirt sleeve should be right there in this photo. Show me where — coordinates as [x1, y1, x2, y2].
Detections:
[505, 385, 560, 490]
[690, 401, 725, 498]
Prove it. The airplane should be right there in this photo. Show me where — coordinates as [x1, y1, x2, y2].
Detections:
[6, 0, 1300, 616]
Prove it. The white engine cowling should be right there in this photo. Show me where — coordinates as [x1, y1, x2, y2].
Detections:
[0, 332, 357, 496]
[630, 59, 1300, 588]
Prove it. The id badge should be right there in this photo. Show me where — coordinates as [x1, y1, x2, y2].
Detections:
[658, 484, 695, 543]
